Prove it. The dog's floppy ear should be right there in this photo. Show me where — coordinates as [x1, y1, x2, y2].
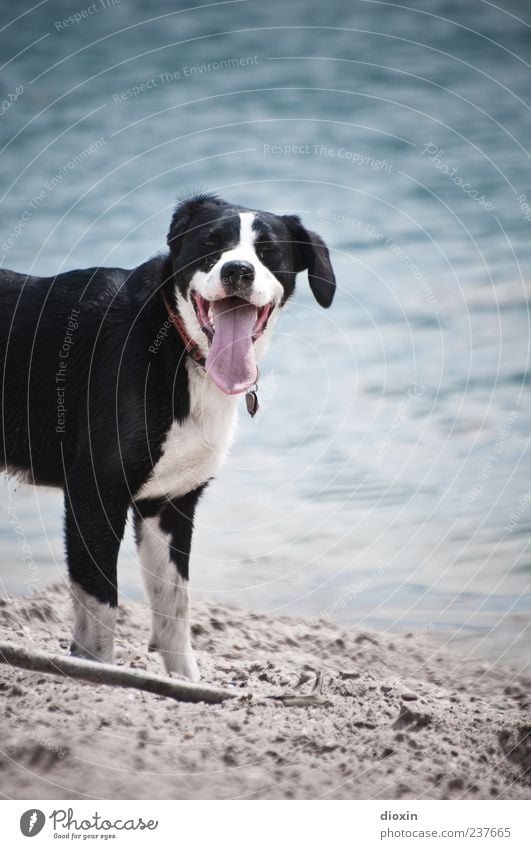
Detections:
[282, 215, 336, 308]
[167, 192, 220, 258]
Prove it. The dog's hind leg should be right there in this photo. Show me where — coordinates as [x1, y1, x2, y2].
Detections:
[64, 479, 130, 664]
[133, 486, 206, 681]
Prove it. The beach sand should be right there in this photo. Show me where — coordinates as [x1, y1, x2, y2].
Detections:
[0, 583, 529, 800]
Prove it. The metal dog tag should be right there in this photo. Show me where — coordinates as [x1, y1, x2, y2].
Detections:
[245, 389, 259, 418]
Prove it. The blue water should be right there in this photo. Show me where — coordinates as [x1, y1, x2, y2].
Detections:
[1, 0, 530, 661]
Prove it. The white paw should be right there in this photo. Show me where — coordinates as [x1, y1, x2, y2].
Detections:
[69, 639, 114, 665]
[161, 648, 200, 682]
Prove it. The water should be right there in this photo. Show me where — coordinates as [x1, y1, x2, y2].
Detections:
[1, 0, 530, 662]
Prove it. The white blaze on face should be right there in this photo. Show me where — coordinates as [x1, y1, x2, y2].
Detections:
[175, 211, 284, 394]
[190, 212, 283, 306]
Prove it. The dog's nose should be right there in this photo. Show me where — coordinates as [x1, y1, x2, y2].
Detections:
[220, 261, 255, 290]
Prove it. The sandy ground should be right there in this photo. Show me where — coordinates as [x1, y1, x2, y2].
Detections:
[0, 583, 529, 800]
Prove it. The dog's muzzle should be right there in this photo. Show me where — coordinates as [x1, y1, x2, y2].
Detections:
[220, 260, 255, 296]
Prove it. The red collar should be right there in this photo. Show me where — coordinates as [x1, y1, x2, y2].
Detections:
[161, 289, 206, 368]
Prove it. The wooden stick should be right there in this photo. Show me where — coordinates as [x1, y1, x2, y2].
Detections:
[0, 642, 238, 705]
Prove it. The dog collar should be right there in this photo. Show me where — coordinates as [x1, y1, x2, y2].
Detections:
[160, 289, 260, 418]
[161, 289, 206, 368]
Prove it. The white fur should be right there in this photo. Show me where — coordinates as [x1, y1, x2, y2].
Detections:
[177, 211, 283, 358]
[134, 355, 240, 682]
[133, 212, 285, 680]
[137, 515, 199, 680]
[69, 581, 116, 663]
[136, 361, 238, 501]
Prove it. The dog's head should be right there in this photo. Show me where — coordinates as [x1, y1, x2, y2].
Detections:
[166, 193, 335, 395]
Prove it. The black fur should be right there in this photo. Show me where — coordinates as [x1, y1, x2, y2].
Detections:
[0, 193, 335, 662]
[133, 484, 207, 581]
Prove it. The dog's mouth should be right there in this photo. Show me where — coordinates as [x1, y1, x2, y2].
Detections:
[191, 292, 273, 395]
[191, 292, 272, 343]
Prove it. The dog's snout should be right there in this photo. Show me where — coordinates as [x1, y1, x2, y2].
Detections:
[220, 260, 255, 290]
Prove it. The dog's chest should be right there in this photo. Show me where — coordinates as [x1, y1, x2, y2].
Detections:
[137, 366, 238, 501]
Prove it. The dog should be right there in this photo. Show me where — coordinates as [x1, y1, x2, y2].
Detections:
[0, 193, 335, 680]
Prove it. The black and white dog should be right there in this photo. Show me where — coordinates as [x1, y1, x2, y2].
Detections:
[0, 194, 335, 680]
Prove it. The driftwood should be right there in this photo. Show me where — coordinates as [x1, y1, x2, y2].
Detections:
[269, 670, 329, 706]
[0, 642, 328, 707]
[0, 642, 238, 704]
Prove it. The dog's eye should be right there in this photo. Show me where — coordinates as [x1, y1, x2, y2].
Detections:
[257, 244, 275, 261]
[201, 243, 219, 268]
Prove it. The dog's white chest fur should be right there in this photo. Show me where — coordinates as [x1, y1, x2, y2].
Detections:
[137, 363, 238, 501]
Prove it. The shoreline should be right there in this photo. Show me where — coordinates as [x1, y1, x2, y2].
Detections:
[0, 583, 529, 800]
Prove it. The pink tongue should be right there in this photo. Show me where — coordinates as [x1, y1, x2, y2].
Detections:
[205, 297, 258, 395]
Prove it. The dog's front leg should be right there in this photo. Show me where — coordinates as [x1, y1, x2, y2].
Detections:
[64, 480, 129, 664]
[133, 486, 206, 681]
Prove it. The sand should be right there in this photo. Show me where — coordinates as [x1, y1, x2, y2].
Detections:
[0, 583, 529, 800]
